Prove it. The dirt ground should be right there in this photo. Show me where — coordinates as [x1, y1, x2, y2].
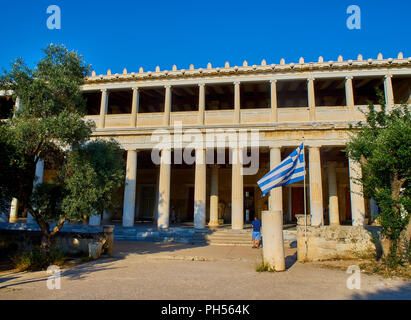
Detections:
[0, 241, 410, 300]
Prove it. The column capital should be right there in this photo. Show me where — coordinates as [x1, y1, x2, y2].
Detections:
[269, 145, 282, 151]
[269, 79, 277, 84]
[198, 83, 206, 87]
[345, 76, 353, 80]
[308, 144, 322, 149]
[233, 81, 241, 86]
[307, 77, 315, 82]
[384, 74, 393, 79]
[164, 84, 172, 89]
[132, 86, 139, 92]
[101, 88, 108, 93]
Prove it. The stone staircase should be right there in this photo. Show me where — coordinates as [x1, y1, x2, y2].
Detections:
[113, 225, 297, 246]
[191, 228, 297, 246]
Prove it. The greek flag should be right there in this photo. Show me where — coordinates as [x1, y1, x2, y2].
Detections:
[257, 143, 305, 197]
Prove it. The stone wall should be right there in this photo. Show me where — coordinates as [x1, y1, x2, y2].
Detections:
[0, 226, 114, 259]
[296, 215, 381, 261]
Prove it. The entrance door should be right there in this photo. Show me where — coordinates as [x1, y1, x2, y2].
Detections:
[186, 187, 194, 221]
[139, 186, 155, 221]
[291, 187, 304, 221]
[244, 187, 255, 223]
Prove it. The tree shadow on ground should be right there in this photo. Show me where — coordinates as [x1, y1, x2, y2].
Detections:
[0, 255, 123, 289]
[350, 282, 411, 300]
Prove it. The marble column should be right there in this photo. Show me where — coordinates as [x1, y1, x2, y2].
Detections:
[208, 165, 219, 227]
[231, 147, 244, 229]
[270, 80, 278, 122]
[98, 89, 108, 129]
[345, 76, 355, 116]
[27, 159, 44, 224]
[269, 147, 282, 212]
[234, 81, 240, 124]
[349, 158, 365, 226]
[384, 74, 394, 107]
[157, 149, 171, 229]
[9, 198, 18, 223]
[122, 150, 137, 227]
[14, 96, 22, 114]
[131, 87, 139, 127]
[198, 83, 205, 125]
[327, 162, 340, 226]
[164, 85, 171, 126]
[309, 146, 323, 226]
[194, 148, 206, 229]
[307, 78, 315, 121]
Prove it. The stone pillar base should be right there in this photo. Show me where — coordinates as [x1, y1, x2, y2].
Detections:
[261, 210, 286, 271]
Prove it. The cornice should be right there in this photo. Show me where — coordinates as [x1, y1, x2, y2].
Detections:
[85, 53, 411, 85]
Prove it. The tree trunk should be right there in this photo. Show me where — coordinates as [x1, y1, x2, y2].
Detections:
[40, 231, 52, 252]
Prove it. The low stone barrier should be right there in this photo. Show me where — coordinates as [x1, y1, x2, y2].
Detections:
[0, 225, 115, 258]
[296, 215, 382, 262]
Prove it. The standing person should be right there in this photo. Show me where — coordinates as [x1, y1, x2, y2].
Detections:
[251, 216, 262, 248]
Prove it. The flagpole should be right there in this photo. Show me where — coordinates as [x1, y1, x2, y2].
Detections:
[303, 142, 308, 258]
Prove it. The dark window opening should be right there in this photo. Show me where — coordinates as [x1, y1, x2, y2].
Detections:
[171, 86, 199, 112]
[240, 81, 270, 109]
[83, 92, 101, 115]
[0, 96, 14, 119]
[205, 84, 234, 110]
[139, 88, 165, 113]
[392, 77, 411, 105]
[107, 90, 133, 114]
[277, 80, 308, 108]
[314, 79, 346, 107]
[353, 77, 384, 105]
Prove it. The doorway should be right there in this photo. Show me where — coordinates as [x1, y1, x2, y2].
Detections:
[244, 187, 255, 223]
[138, 186, 156, 221]
[291, 187, 304, 221]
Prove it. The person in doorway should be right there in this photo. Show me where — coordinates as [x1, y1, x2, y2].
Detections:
[251, 216, 262, 248]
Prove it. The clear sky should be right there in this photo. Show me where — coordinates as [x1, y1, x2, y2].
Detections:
[1, 0, 410, 75]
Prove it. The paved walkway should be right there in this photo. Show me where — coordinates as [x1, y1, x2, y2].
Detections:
[0, 242, 410, 300]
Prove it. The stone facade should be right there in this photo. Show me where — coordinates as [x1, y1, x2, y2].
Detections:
[2, 54, 411, 239]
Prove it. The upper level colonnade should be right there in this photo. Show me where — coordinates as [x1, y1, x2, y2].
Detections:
[78, 53, 411, 131]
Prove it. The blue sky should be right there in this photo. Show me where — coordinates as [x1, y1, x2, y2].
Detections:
[1, 0, 410, 75]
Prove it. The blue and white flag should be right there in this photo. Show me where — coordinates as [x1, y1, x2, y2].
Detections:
[257, 143, 305, 197]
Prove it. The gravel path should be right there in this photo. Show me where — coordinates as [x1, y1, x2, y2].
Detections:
[0, 242, 410, 300]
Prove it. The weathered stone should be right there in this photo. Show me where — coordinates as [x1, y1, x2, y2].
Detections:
[297, 224, 381, 261]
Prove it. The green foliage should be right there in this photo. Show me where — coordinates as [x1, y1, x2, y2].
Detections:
[61, 139, 125, 221]
[346, 93, 411, 266]
[0, 44, 125, 250]
[10, 246, 65, 271]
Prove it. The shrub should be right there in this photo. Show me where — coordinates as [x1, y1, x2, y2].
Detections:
[11, 246, 66, 271]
